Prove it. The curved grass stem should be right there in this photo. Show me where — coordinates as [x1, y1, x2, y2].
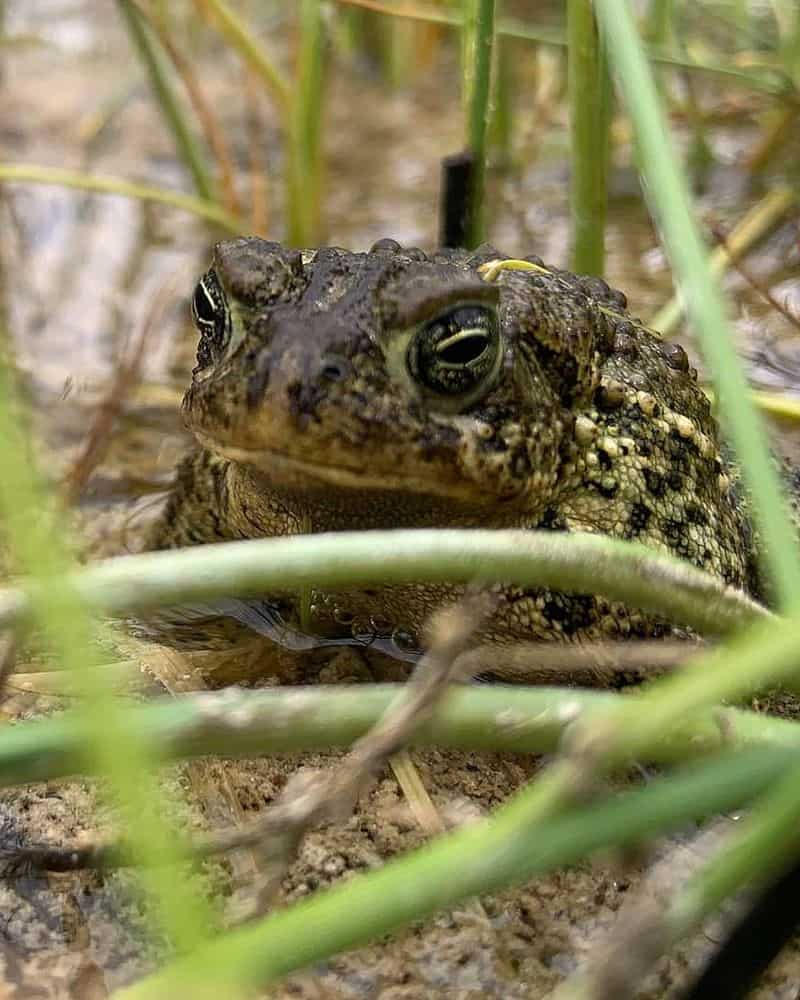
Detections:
[0, 164, 244, 231]
[0, 529, 768, 638]
[5, 683, 800, 787]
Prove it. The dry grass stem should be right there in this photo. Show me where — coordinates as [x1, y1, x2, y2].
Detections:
[126, 636, 264, 887]
[390, 750, 447, 835]
[8, 661, 142, 697]
[459, 640, 703, 686]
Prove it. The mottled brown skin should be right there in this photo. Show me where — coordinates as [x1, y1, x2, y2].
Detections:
[145, 237, 759, 682]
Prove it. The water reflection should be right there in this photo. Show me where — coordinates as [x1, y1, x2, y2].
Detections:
[200, 597, 424, 663]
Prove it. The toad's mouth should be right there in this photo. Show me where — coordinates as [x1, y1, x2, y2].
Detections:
[194, 430, 506, 503]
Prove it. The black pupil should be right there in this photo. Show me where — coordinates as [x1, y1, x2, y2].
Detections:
[438, 332, 489, 366]
[193, 279, 220, 327]
[191, 270, 229, 372]
[409, 304, 498, 398]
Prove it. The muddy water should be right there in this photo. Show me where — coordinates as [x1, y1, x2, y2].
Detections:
[1, 2, 800, 997]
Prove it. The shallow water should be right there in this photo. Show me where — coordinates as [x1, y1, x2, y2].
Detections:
[3, 2, 798, 510]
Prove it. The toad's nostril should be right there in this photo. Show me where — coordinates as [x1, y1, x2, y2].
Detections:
[319, 357, 349, 382]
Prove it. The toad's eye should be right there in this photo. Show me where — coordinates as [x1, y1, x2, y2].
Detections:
[190, 269, 230, 369]
[407, 305, 500, 398]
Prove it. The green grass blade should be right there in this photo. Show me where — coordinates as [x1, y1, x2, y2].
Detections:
[594, 0, 800, 608]
[567, 0, 612, 275]
[196, 0, 290, 110]
[111, 745, 799, 997]
[287, 0, 327, 246]
[0, 163, 244, 231]
[461, 0, 496, 247]
[116, 0, 215, 202]
[0, 343, 213, 953]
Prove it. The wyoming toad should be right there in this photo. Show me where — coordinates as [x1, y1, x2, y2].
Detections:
[144, 238, 759, 683]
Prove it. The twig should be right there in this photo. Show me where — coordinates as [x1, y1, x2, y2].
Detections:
[60, 277, 171, 505]
[200, 595, 496, 917]
[709, 222, 800, 333]
[0, 838, 125, 876]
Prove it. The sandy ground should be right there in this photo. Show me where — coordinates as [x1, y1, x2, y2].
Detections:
[2, 662, 800, 999]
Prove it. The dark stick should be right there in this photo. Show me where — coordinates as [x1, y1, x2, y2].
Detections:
[439, 151, 475, 248]
[680, 858, 800, 1000]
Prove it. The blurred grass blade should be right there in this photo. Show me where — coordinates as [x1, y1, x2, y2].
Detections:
[646, 0, 674, 45]
[461, 0, 496, 247]
[335, 1, 791, 94]
[567, 0, 612, 275]
[0, 334, 213, 953]
[196, 0, 290, 111]
[385, 16, 415, 90]
[594, 0, 800, 607]
[287, 0, 327, 246]
[116, 0, 215, 202]
[774, 0, 800, 83]
[488, 29, 513, 169]
[141, 3, 243, 216]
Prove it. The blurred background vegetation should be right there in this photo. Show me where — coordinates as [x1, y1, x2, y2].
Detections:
[1, 0, 798, 496]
